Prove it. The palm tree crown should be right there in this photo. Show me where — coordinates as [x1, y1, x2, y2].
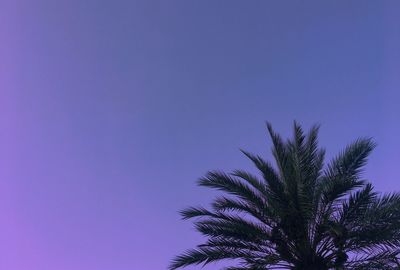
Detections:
[170, 122, 400, 270]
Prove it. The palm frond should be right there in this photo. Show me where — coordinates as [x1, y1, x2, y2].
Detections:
[198, 171, 266, 209]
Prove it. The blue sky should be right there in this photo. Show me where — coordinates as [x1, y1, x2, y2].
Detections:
[1, 1, 399, 269]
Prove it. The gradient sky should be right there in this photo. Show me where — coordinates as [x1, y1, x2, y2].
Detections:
[1, 1, 400, 269]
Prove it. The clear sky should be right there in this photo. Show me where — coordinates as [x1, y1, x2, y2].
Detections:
[1, 1, 399, 269]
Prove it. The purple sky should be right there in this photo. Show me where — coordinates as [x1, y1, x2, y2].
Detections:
[1, 1, 400, 269]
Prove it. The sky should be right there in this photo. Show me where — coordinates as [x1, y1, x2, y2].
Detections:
[0, 1, 399, 269]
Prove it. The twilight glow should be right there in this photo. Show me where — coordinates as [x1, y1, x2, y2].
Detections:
[1, 1, 400, 269]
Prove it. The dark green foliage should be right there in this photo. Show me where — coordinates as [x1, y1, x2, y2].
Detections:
[170, 122, 400, 270]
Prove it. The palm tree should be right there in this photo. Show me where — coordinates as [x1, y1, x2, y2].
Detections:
[170, 122, 400, 270]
